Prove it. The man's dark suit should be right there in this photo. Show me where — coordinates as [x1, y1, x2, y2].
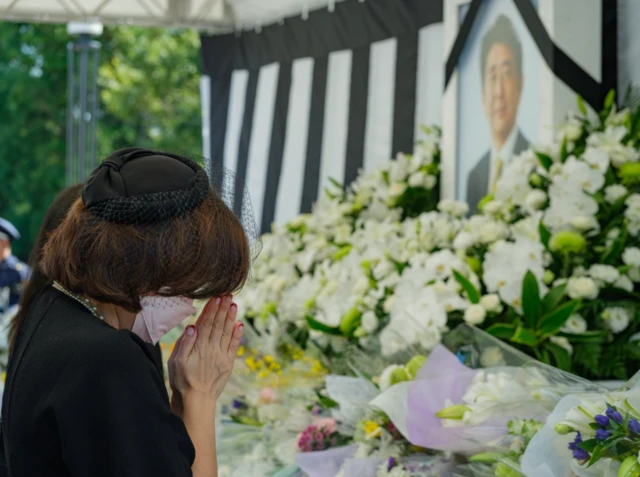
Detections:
[466, 129, 529, 211]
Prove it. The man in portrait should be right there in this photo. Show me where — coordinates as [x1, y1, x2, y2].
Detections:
[466, 14, 529, 210]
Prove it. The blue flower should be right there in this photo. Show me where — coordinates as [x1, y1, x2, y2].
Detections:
[568, 433, 590, 461]
[606, 407, 623, 424]
[595, 429, 612, 441]
[629, 419, 640, 434]
[595, 414, 610, 427]
[387, 457, 396, 471]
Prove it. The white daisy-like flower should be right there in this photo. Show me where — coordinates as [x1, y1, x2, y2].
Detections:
[566, 276, 599, 300]
[605, 184, 628, 204]
[561, 314, 587, 334]
[602, 307, 631, 334]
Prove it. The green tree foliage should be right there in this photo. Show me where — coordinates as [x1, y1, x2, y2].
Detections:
[0, 23, 202, 260]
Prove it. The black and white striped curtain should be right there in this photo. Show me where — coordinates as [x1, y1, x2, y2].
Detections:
[200, 0, 444, 233]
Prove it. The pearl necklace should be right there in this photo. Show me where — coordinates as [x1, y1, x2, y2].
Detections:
[53, 281, 105, 321]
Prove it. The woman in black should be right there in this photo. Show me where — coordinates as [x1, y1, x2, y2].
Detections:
[8, 183, 165, 375]
[2, 148, 253, 477]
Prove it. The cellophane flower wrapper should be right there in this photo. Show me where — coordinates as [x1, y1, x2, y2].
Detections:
[520, 373, 640, 477]
[371, 325, 606, 455]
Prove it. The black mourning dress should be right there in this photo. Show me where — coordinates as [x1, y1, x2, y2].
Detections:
[0, 285, 195, 476]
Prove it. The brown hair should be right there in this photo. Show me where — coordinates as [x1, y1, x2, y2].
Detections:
[41, 189, 250, 313]
[9, 184, 84, 352]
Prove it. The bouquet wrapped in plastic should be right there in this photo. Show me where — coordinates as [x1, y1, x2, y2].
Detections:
[520, 372, 640, 476]
[371, 324, 606, 459]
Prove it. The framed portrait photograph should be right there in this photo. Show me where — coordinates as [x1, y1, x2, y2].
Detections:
[440, 0, 614, 211]
[456, 0, 539, 211]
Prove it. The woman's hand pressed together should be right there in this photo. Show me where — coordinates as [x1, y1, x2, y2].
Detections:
[168, 296, 244, 477]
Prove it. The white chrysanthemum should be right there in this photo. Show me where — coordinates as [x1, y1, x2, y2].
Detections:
[438, 199, 469, 217]
[566, 276, 599, 300]
[623, 247, 640, 267]
[602, 307, 631, 334]
[604, 184, 628, 204]
[483, 238, 547, 309]
[279, 274, 322, 323]
[464, 304, 486, 325]
[625, 194, 640, 236]
[588, 264, 620, 284]
[544, 192, 598, 232]
[561, 314, 587, 334]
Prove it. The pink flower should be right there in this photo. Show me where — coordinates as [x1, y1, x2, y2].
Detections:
[259, 387, 276, 404]
[315, 417, 337, 434]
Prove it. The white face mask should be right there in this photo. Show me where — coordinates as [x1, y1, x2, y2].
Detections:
[132, 295, 196, 345]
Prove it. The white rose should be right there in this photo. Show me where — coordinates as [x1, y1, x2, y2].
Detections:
[408, 171, 425, 188]
[549, 336, 573, 355]
[389, 183, 407, 198]
[602, 307, 631, 334]
[588, 264, 620, 284]
[483, 200, 505, 215]
[566, 277, 599, 300]
[525, 190, 547, 211]
[570, 215, 598, 231]
[563, 117, 583, 141]
[605, 184, 628, 204]
[378, 364, 403, 391]
[423, 174, 437, 190]
[614, 275, 634, 292]
[561, 314, 587, 334]
[361, 311, 379, 333]
[480, 294, 502, 313]
[623, 247, 640, 267]
[464, 304, 487, 325]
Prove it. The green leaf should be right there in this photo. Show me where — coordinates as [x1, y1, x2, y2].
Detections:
[306, 315, 343, 336]
[316, 391, 339, 409]
[578, 438, 599, 452]
[577, 95, 588, 116]
[535, 152, 553, 171]
[452, 269, 480, 304]
[545, 342, 572, 371]
[328, 177, 343, 189]
[486, 323, 517, 340]
[539, 220, 551, 248]
[511, 326, 538, 347]
[541, 283, 567, 316]
[538, 300, 580, 336]
[604, 89, 616, 111]
[559, 136, 569, 162]
[601, 223, 628, 264]
[522, 270, 542, 328]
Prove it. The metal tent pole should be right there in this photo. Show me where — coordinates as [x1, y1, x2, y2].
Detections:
[65, 22, 103, 185]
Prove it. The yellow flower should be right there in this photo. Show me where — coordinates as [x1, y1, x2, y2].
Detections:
[363, 420, 382, 439]
[237, 346, 245, 357]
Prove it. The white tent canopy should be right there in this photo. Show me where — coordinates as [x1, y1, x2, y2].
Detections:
[0, 0, 347, 30]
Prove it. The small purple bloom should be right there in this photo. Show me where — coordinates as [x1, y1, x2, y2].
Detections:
[311, 404, 323, 416]
[387, 457, 396, 471]
[595, 429, 612, 441]
[606, 407, 624, 424]
[629, 419, 640, 434]
[595, 414, 610, 427]
[232, 399, 247, 409]
[568, 433, 590, 461]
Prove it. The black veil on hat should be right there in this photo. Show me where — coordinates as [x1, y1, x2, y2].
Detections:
[82, 147, 261, 262]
